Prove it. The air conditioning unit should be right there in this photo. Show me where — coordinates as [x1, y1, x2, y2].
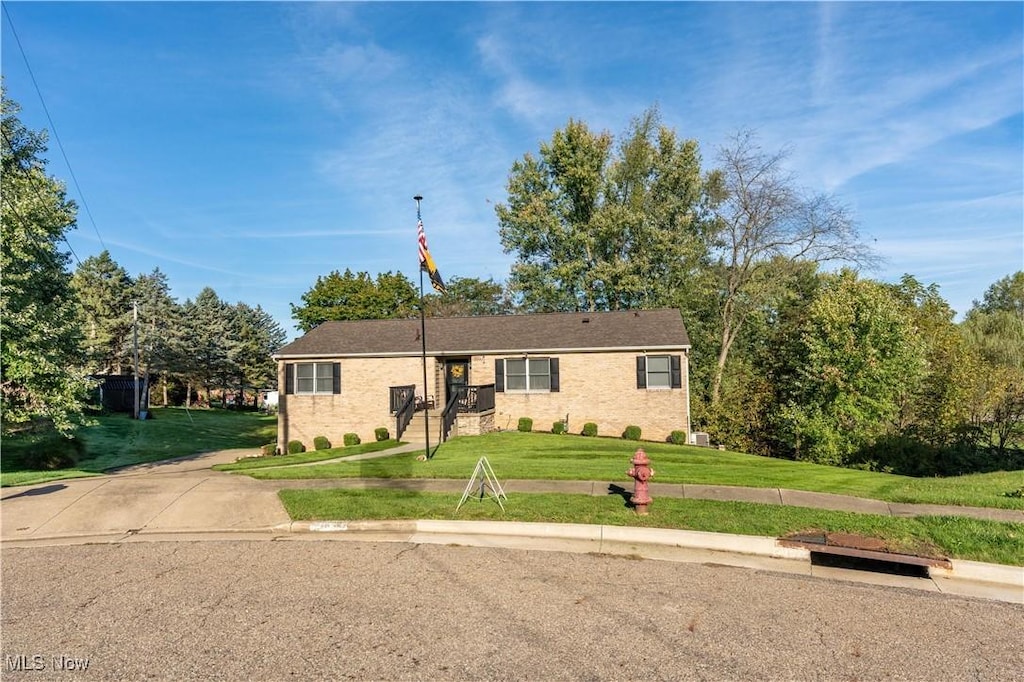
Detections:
[693, 432, 710, 447]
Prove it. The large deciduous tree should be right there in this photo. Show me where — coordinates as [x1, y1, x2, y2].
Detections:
[962, 272, 1024, 455]
[290, 269, 417, 331]
[424, 276, 511, 318]
[778, 271, 926, 466]
[497, 108, 717, 313]
[707, 131, 876, 405]
[1, 91, 92, 435]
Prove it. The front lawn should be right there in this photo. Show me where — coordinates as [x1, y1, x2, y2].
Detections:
[246, 431, 1024, 510]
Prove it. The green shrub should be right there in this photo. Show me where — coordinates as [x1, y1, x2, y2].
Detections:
[518, 417, 533, 433]
[375, 427, 390, 442]
[344, 433, 361, 446]
[10, 431, 85, 470]
[313, 436, 331, 451]
[260, 442, 278, 457]
[287, 440, 305, 454]
[582, 422, 598, 437]
[623, 425, 642, 441]
[552, 420, 566, 435]
[669, 430, 687, 445]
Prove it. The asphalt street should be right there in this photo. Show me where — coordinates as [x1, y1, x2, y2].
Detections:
[2, 540, 1022, 681]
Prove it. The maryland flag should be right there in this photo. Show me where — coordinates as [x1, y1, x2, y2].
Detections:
[417, 219, 447, 294]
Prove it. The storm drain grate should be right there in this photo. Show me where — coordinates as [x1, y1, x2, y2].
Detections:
[779, 531, 951, 577]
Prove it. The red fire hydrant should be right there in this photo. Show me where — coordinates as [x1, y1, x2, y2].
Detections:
[626, 448, 654, 515]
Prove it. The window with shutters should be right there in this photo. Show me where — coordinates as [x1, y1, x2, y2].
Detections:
[636, 355, 681, 390]
[294, 362, 337, 394]
[500, 357, 559, 392]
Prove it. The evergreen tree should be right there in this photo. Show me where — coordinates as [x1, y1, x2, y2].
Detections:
[72, 250, 133, 374]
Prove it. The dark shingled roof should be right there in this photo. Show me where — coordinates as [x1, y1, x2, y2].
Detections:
[275, 309, 690, 358]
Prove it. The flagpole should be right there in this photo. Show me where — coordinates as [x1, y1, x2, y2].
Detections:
[415, 195, 432, 460]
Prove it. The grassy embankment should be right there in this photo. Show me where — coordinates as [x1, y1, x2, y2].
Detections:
[245, 431, 1024, 510]
[1, 408, 276, 487]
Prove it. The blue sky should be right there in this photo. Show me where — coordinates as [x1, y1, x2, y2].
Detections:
[3, 2, 1021, 340]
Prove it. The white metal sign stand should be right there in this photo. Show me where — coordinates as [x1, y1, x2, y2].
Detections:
[456, 456, 507, 512]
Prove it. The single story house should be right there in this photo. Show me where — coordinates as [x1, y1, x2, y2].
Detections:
[272, 309, 693, 452]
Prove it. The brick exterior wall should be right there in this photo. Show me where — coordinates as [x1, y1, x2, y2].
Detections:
[277, 356, 426, 452]
[479, 351, 689, 441]
[278, 349, 689, 451]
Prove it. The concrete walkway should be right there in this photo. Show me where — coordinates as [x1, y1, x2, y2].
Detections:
[2, 444, 1021, 603]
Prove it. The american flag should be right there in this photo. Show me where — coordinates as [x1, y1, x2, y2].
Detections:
[417, 219, 447, 294]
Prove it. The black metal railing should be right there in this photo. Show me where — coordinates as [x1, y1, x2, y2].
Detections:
[390, 385, 414, 414]
[391, 385, 415, 440]
[457, 384, 495, 413]
[440, 390, 460, 442]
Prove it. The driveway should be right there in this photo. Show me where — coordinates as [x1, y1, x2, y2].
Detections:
[1, 449, 290, 541]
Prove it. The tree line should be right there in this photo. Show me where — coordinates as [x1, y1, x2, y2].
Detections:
[2, 90, 284, 438]
[4, 89, 1021, 475]
[292, 108, 1023, 475]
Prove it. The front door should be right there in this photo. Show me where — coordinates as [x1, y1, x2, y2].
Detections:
[444, 360, 469, 407]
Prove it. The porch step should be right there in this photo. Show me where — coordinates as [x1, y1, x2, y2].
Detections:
[402, 410, 446, 443]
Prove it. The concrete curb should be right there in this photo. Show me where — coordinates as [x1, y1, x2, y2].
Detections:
[272, 518, 1022, 603]
[931, 559, 1024, 587]
[6, 519, 1020, 602]
[280, 519, 811, 559]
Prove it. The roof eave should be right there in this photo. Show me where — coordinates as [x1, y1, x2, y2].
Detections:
[273, 344, 692, 361]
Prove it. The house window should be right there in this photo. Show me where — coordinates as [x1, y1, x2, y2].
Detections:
[496, 357, 559, 392]
[636, 355, 681, 389]
[292, 362, 339, 394]
[646, 356, 671, 388]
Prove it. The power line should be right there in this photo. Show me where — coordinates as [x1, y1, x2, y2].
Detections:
[1, 193, 81, 268]
[2, 2, 107, 253]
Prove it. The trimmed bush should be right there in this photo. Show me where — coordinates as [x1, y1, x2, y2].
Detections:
[260, 442, 278, 457]
[582, 422, 598, 437]
[552, 420, 566, 435]
[375, 427, 390, 442]
[313, 436, 331, 451]
[623, 425, 642, 441]
[669, 430, 687, 445]
[344, 432, 361, 446]
[518, 417, 533, 433]
[287, 440, 305, 454]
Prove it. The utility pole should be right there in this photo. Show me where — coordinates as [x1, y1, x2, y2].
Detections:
[133, 300, 140, 420]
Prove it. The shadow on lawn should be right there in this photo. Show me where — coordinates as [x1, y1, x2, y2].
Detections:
[607, 483, 636, 510]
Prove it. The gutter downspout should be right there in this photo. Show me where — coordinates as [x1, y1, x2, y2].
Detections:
[685, 349, 693, 444]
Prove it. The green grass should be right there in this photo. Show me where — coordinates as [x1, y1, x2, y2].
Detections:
[247, 431, 1024, 510]
[278, 489, 1024, 566]
[213, 440, 404, 471]
[1, 408, 276, 487]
